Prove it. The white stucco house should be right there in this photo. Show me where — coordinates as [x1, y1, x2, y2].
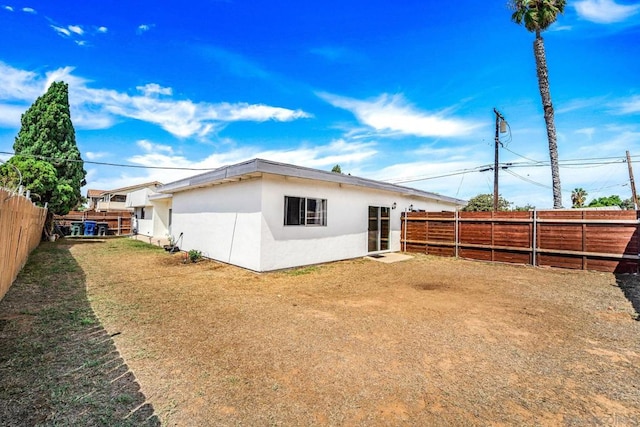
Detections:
[133, 158, 465, 271]
[125, 185, 172, 240]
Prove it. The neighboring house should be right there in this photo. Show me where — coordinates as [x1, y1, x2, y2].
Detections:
[149, 158, 465, 272]
[86, 181, 162, 212]
[86, 189, 107, 210]
[125, 186, 172, 239]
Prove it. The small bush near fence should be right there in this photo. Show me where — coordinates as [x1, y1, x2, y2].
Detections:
[0, 188, 47, 300]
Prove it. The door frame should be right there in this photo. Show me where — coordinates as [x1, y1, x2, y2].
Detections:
[367, 205, 390, 253]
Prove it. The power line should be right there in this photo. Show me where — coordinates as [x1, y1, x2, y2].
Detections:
[0, 151, 217, 171]
[503, 169, 552, 190]
[388, 156, 632, 184]
[2, 149, 638, 185]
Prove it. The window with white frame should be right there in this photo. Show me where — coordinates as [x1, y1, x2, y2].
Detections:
[284, 196, 327, 226]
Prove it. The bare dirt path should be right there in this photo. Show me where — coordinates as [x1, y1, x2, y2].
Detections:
[55, 239, 640, 424]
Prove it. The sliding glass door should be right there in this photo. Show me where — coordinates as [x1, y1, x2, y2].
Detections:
[368, 206, 390, 252]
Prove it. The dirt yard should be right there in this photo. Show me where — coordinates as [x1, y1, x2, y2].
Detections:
[4, 238, 640, 425]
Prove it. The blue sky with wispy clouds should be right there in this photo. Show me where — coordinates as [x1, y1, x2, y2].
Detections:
[0, 0, 639, 207]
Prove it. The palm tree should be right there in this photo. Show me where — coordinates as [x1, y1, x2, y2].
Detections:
[571, 188, 587, 208]
[510, 0, 566, 209]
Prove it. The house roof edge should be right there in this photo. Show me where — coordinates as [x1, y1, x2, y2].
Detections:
[157, 158, 466, 205]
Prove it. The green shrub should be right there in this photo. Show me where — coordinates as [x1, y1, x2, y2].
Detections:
[188, 249, 202, 263]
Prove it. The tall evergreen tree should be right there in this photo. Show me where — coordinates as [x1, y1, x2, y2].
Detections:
[510, 0, 566, 209]
[11, 81, 86, 215]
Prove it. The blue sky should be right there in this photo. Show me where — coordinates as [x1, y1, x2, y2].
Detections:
[1, 0, 639, 208]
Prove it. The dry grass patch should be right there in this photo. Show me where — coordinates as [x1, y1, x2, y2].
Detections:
[0, 240, 159, 426]
[65, 238, 640, 425]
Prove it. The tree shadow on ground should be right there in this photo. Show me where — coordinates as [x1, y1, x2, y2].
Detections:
[0, 240, 160, 426]
[615, 274, 640, 321]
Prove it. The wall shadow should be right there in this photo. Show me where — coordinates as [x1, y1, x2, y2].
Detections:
[615, 274, 640, 321]
[0, 240, 160, 425]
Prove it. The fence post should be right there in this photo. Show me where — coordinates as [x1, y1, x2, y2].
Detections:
[117, 216, 121, 235]
[532, 209, 537, 267]
[402, 211, 407, 252]
[455, 209, 459, 258]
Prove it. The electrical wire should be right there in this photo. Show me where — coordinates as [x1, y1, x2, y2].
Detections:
[0, 151, 218, 171]
[502, 146, 545, 164]
[2, 149, 639, 188]
[503, 169, 552, 190]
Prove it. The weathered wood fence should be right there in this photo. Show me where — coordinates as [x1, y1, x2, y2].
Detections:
[401, 210, 640, 273]
[54, 211, 133, 236]
[0, 188, 48, 300]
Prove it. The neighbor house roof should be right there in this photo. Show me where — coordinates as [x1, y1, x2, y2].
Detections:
[87, 189, 106, 198]
[86, 181, 162, 198]
[158, 158, 466, 205]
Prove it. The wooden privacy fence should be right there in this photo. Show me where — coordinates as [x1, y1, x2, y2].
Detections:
[0, 188, 48, 301]
[401, 210, 640, 273]
[54, 210, 133, 236]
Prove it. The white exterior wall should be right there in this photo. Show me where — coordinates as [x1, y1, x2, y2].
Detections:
[127, 189, 172, 239]
[170, 179, 263, 271]
[258, 174, 457, 271]
[136, 217, 154, 236]
[168, 174, 459, 272]
[152, 200, 171, 239]
[125, 188, 152, 208]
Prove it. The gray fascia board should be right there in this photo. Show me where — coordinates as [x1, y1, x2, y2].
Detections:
[157, 158, 466, 205]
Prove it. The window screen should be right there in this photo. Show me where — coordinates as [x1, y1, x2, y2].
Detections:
[285, 196, 327, 226]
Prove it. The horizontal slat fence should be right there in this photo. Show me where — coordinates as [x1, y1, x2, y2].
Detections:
[0, 188, 48, 301]
[402, 210, 640, 273]
[54, 210, 133, 236]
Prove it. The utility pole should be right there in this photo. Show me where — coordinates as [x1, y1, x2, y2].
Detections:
[626, 150, 638, 210]
[493, 108, 506, 211]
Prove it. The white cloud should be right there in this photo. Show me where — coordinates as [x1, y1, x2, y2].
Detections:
[574, 0, 640, 23]
[137, 139, 174, 154]
[0, 104, 25, 127]
[3, 5, 13, 11]
[0, 62, 311, 137]
[119, 138, 378, 188]
[137, 24, 154, 34]
[575, 127, 596, 140]
[411, 143, 474, 161]
[68, 25, 83, 35]
[51, 25, 71, 37]
[137, 83, 172, 97]
[219, 103, 311, 122]
[50, 24, 89, 45]
[318, 92, 481, 138]
[21, 7, 35, 13]
[556, 96, 608, 114]
[615, 95, 640, 114]
[85, 151, 108, 160]
[0, 62, 43, 101]
[97, 26, 108, 33]
[549, 24, 572, 32]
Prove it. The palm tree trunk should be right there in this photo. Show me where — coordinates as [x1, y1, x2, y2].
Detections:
[534, 30, 563, 208]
